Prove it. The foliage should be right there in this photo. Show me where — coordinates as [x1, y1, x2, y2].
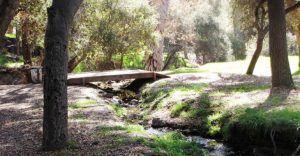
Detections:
[0, 54, 23, 68]
[113, 53, 144, 69]
[229, 34, 247, 60]
[72, 63, 87, 73]
[194, 16, 228, 64]
[17, 0, 48, 46]
[69, 0, 157, 71]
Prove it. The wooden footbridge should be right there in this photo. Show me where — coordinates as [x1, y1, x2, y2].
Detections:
[67, 70, 169, 85]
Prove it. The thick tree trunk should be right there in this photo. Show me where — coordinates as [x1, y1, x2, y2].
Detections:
[21, 15, 32, 65]
[0, 0, 19, 50]
[43, 0, 82, 151]
[246, 33, 266, 75]
[268, 0, 294, 89]
[145, 0, 170, 71]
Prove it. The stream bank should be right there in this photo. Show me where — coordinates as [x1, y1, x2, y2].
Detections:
[100, 73, 300, 156]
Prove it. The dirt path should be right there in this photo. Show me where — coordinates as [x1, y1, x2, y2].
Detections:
[0, 84, 148, 156]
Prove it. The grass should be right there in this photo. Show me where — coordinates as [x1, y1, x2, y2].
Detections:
[96, 124, 145, 136]
[72, 113, 87, 120]
[223, 108, 300, 148]
[199, 56, 299, 76]
[217, 84, 270, 93]
[139, 132, 208, 156]
[167, 67, 207, 75]
[0, 54, 23, 68]
[124, 124, 145, 134]
[69, 100, 97, 109]
[170, 102, 190, 118]
[110, 104, 127, 118]
[66, 139, 79, 149]
[166, 56, 299, 76]
[95, 124, 207, 156]
[142, 83, 208, 104]
[293, 69, 300, 76]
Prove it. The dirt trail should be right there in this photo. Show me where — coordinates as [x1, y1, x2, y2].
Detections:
[0, 84, 148, 156]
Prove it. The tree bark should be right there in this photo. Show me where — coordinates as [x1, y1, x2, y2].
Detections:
[145, 0, 170, 71]
[21, 14, 32, 65]
[0, 0, 19, 50]
[268, 0, 294, 89]
[246, 33, 266, 75]
[43, 0, 82, 151]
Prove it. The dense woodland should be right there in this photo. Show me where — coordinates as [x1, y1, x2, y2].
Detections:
[1, 0, 300, 156]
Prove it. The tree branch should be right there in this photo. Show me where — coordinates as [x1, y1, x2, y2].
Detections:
[286, 2, 300, 13]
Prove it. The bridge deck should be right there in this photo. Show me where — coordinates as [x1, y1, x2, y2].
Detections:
[67, 70, 169, 85]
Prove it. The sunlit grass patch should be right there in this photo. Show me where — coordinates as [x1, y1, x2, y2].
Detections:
[142, 83, 208, 104]
[293, 69, 300, 76]
[96, 124, 146, 137]
[217, 84, 270, 93]
[124, 124, 146, 134]
[138, 132, 208, 156]
[109, 104, 127, 118]
[207, 112, 223, 136]
[69, 100, 97, 109]
[0, 54, 23, 68]
[167, 67, 207, 75]
[198, 56, 298, 76]
[170, 102, 190, 118]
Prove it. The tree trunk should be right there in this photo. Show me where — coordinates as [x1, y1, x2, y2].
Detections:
[145, 0, 170, 71]
[21, 15, 32, 65]
[16, 25, 20, 55]
[0, 0, 19, 50]
[163, 50, 177, 70]
[120, 53, 124, 69]
[296, 29, 300, 68]
[246, 33, 266, 75]
[68, 53, 87, 73]
[43, 0, 82, 151]
[268, 0, 294, 89]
